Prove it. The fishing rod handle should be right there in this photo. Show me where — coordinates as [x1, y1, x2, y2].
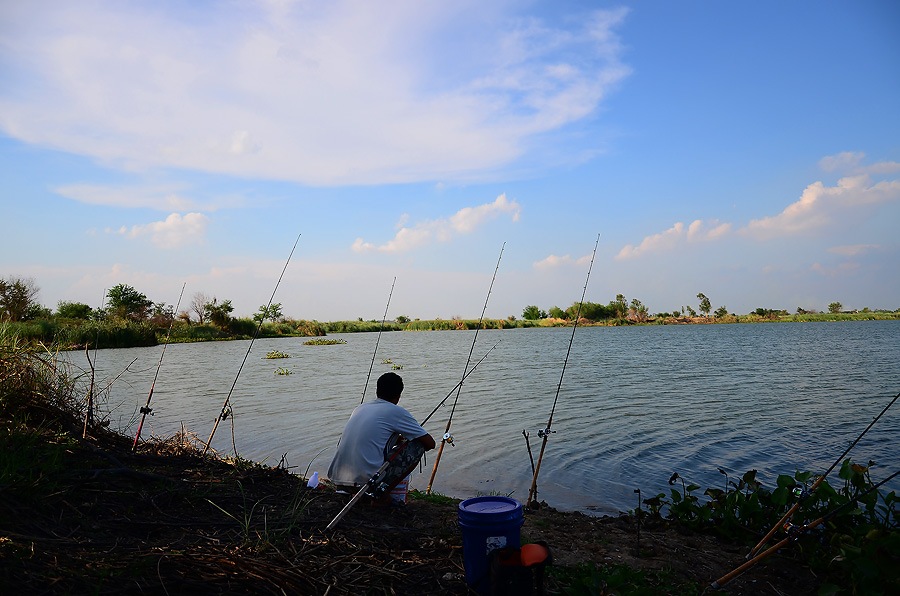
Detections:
[425, 439, 448, 495]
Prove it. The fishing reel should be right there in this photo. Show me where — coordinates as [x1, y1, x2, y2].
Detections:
[139, 406, 153, 416]
[792, 485, 810, 500]
[219, 405, 233, 421]
[443, 432, 455, 446]
[537, 428, 556, 438]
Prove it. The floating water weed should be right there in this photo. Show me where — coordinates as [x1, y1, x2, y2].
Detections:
[265, 350, 291, 359]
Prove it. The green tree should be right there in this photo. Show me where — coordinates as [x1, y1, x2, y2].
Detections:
[714, 306, 729, 318]
[522, 305, 546, 320]
[828, 301, 843, 313]
[0, 276, 41, 322]
[107, 284, 153, 321]
[548, 306, 566, 319]
[686, 306, 697, 317]
[254, 302, 283, 323]
[697, 293, 711, 316]
[574, 301, 613, 321]
[396, 315, 410, 324]
[149, 303, 175, 327]
[205, 298, 234, 328]
[57, 300, 93, 320]
[612, 294, 628, 318]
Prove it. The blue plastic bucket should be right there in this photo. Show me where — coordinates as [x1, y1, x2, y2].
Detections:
[458, 496, 524, 593]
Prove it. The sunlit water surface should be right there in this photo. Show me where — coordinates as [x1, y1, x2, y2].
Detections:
[63, 321, 900, 515]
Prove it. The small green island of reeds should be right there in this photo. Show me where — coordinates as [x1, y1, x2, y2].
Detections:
[303, 338, 347, 346]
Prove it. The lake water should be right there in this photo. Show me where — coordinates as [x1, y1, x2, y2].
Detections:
[63, 320, 900, 516]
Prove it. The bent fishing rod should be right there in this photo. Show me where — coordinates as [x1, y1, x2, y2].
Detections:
[713, 468, 899, 590]
[132, 282, 186, 451]
[202, 234, 301, 456]
[746, 389, 900, 559]
[425, 242, 505, 495]
[527, 233, 600, 508]
[360, 277, 396, 404]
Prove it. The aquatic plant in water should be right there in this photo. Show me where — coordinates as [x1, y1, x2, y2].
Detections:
[266, 350, 291, 359]
[303, 339, 347, 346]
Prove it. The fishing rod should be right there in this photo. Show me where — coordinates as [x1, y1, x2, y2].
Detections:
[425, 242, 505, 495]
[202, 234, 301, 456]
[712, 468, 899, 590]
[83, 289, 106, 439]
[745, 389, 900, 559]
[132, 282, 186, 451]
[360, 277, 396, 405]
[526, 234, 600, 508]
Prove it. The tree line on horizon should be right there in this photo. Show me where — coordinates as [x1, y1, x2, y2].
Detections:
[520, 292, 894, 323]
[1, 275, 897, 330]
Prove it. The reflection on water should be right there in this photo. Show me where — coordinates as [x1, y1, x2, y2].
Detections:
[63, 321, 900, 515]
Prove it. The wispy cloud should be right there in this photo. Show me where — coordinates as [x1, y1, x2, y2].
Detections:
[352, 194, 520, 253]
[109, 212, 209, 248]
[616, 218, 729, 260]
[0, 2, 630, 185]
[819, 152, 900, 176]
[828, 244, 881, 257]
[810, 261, 860, 277]
[55, 183, 242, 211]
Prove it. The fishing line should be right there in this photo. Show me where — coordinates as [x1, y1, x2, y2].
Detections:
[425, 242, 505, 494]
[202, 234, 301, 456]
[527, 233, 600, 508]
[132, 282, 186, 451]
[420, 340, 500, 426]
[360, 276, 396, 404]
[746, 388, 900, 559]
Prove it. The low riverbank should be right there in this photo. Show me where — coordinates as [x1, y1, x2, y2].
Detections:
[1, 411, 822, 595]
[7, 310, 899, 352]
[3, 326, 896, 594]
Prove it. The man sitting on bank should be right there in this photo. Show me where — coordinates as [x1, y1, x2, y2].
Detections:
[327, 372, 436, 499]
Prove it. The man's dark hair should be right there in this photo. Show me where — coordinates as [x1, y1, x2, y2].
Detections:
[376, 372, 404, 400]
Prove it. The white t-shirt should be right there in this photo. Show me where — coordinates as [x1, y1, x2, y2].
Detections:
[327, 398, 428, 487]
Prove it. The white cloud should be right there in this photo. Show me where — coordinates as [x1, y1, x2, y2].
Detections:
[819, 151, 900, 176]
[686, 219, 731, 242]
[534, 254, 573, 269]
[111, 212, 209, 248]
[533, 251, 593, 269]
[743, 173, 900, 239]
[616, 222, 684, 260]
[617, 218, 735, 260]
[616, 155, 900, 260]
[0, 1, 631, 186]
[353, 194, 521, 253]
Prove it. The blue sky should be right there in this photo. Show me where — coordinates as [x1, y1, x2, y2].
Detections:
[2, 1, 898, 321]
